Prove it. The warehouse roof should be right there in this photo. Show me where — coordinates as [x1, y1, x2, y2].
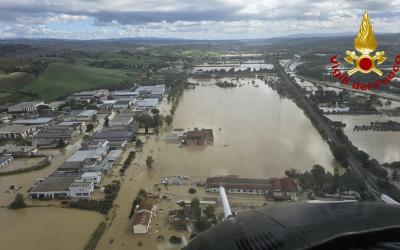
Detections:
[13, 117, 55, 125]
[0, 124, 34, 133]
[30, 172, 81, 193]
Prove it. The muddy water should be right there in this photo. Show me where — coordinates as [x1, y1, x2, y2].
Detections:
[0, 207, 102, 250]
[160, 77, 335, 178]
[328, 114, 400, 163]
[0, 136, 104, 250]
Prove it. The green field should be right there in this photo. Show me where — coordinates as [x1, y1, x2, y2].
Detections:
[23, 63, 132, 100]
[98, 52, 160, 66]
[0, 72, 35, 92]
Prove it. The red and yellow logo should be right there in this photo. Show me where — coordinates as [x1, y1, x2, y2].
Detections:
[330, 11, 400, 90]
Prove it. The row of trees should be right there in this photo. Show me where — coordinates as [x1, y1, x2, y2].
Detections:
[68, 181, 121, 214]
[274, 62, 400, 201]
[285, 165, 369, 199]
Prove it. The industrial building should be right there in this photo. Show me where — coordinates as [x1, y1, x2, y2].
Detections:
[136, 98, 159, 110]
[7, 101, 44, 113]
[135, 84, 165, 100]
[205, 176, 270, 194]
[109, 113, 134, 127]
[0, 125, 36, 139]
[67, 89, 110, 102]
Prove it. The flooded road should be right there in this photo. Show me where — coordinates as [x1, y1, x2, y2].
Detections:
[160, 76, 335, 178]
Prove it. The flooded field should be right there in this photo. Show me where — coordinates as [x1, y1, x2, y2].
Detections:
[160, 76, 335, 178]
[192, 62, 274, 73]
[0, 207, 102, 250]
[328, 114, 400, 163]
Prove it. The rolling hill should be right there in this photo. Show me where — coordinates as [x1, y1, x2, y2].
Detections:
[23, 63, 132, 100]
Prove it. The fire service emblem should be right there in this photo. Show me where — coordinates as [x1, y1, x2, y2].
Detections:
[330, 12, 400, 90]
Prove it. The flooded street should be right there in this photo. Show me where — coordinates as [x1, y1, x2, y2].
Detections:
[160, 77, 335, 178]
[328, 114, 400, 163]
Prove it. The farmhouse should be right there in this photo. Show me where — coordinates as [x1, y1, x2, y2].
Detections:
[132, 211, 152, 234]
[132, 198, 157, 234]
[183, 128, 214, 145]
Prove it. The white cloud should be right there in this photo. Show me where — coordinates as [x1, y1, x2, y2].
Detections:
[0, 0, 399, 39]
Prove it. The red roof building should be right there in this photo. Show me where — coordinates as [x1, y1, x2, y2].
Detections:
[271, 177, 297, 200]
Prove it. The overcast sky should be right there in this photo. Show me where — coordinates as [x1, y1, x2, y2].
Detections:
[0, 0, 400, 39]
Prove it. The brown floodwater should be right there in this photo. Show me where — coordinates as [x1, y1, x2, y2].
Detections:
[0, 76, 338, 250]
[159, 76, 335, 178]
[328, 114, 400, 163]
[0, 207, 102, 250]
